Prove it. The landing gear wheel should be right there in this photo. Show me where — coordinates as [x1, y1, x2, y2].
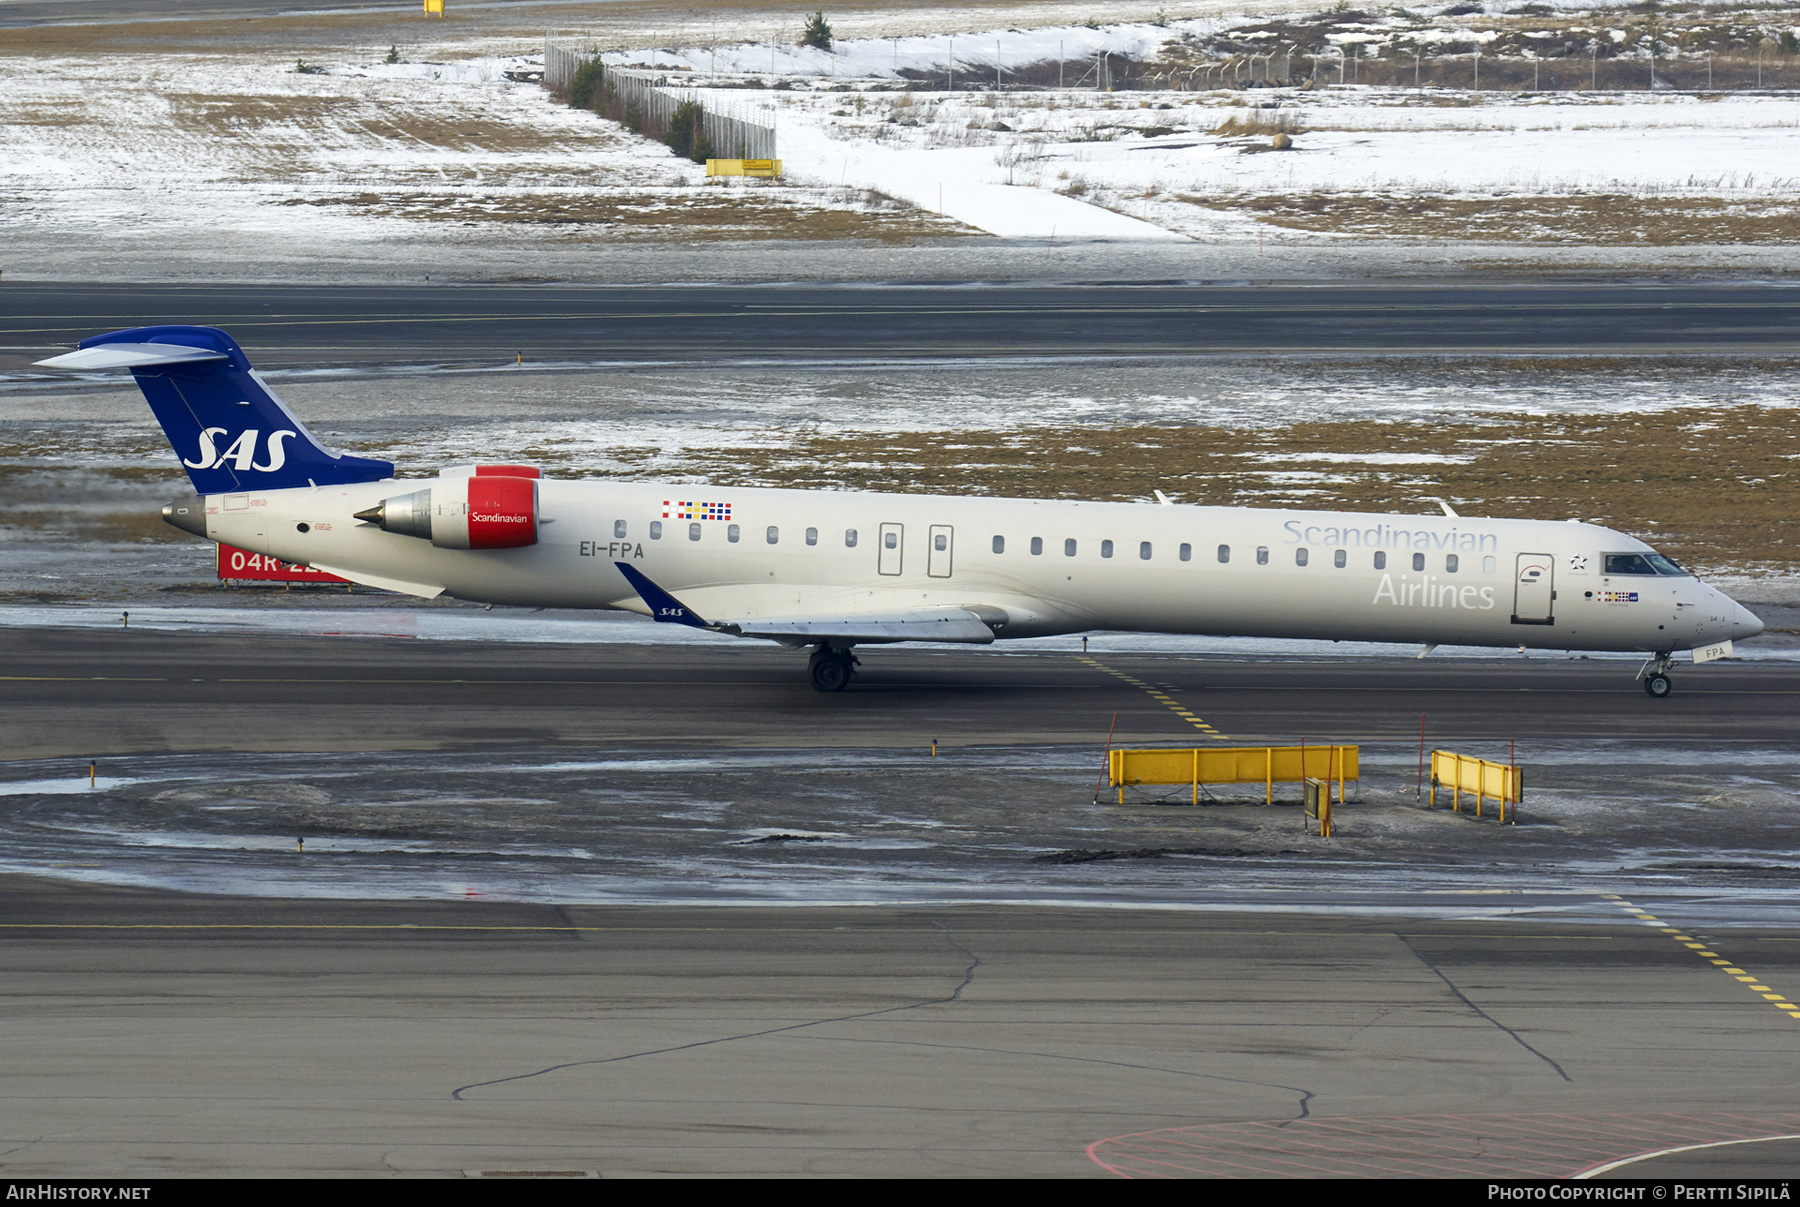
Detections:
[808, 647, 855, 693]
[1644, 673, 1673, 699]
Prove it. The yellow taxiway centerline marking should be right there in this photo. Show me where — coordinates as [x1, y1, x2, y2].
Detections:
[1603, 894, 1800, 1018]
[1078, 656, 1228, 740]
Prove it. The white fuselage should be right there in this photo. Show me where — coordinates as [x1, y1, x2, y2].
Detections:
[195, 478, 1761, 654]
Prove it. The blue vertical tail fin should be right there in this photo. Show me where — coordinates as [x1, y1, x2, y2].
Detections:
[36, 325, 394, 493]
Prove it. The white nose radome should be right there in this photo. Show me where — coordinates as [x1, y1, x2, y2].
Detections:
[1732, 602, 1765, 642]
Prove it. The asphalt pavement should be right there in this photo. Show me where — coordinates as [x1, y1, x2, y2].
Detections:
[4, 281, 1798, 374]
[1, 627, 1793, 757]
[4, 879, 1800, 1177]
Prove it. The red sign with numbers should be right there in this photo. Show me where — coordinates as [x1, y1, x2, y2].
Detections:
[216, 543, 350, 584]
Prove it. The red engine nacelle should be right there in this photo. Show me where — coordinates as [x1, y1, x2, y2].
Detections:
[452, 474, 538, 549]
[358, 474, 539, 549]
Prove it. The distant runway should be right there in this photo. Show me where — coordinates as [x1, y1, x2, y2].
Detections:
[4, 282, 1799, 374]
[0, 0, 586, 27]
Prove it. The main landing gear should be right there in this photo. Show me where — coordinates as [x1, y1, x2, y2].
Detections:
[1638, 651, 1676, 699]
[808, 644, 859, 693]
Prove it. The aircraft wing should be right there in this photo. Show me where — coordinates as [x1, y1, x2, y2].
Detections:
[729, 610, 998, 646]
[613, 561, 1000, 645]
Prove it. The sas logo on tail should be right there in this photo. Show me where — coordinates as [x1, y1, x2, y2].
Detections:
[183, 427, 298, 472]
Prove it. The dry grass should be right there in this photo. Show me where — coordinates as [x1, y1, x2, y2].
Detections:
[287, 189, 982, 242]
[1209, 111, 1305, 138]
[164, 92, 598, 155]
[1198, 193, 1800, 246]
[675, 400, 1800, 574]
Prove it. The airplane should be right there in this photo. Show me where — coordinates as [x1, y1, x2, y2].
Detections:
[38, 324, 1763, 696]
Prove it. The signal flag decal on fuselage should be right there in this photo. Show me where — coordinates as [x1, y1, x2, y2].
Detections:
[663, 500, 731, 521]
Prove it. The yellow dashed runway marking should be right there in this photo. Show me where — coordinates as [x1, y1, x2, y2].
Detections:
[1603, 894, 1800, 1019]
[1079, 657, 1229, 740]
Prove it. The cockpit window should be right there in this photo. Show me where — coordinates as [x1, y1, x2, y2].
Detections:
[1603, 553, 1658, 576]
[1604, 552, 1689, 576]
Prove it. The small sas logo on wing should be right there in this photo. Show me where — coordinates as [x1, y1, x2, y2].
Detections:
[663, 500, 731, 521]
[1599, 591, 1639, 603]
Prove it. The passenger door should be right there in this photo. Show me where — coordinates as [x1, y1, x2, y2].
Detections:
[927, 525, 953, 578]
[1512, 553, 1554, 625]
[878, 522, 904, 576]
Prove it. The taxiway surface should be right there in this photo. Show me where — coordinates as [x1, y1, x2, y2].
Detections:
[4, 879, 1800, 1177]
[5, 627, 1800, 1175]
[4, 626, 1796, 756]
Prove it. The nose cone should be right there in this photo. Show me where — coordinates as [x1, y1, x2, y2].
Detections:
[1732, 602, 1765, 641]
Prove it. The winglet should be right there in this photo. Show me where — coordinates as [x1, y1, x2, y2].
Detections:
[614, 562, 716, 629]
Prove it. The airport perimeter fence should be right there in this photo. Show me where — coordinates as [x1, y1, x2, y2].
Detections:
[545, 40, 777, 162]
[1152, 50, 1795, 92]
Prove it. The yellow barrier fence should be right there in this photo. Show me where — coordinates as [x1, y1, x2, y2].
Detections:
[707, 158, 783, 178]
[1429, 749, 1523, 823]
[1108, 745, 1358, 806]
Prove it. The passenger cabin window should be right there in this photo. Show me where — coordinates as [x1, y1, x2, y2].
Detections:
[1374, 551, 1386, 570]
[1256, 547, 1269, 565]
[767, 526, 779, 545]
[1217, 545, 1230, 564]
[650, 521, 663, 540]
[728, 524, 740, 543]
[1031, 537, 1044, 556]
[992, 535, 1005, 554]
[1064, 538, 1077, 557]
[845, 529, 858, 548]
[806, 527, 818, 546]
[1140, 541, 1153, 561]
[1334, 549, 1347, 568]
[688, 523, 701, 542]
[1295, 548, 1309, 567]
[1445, 553, 1458, 572]
[614, 519, 627, 539]
[1179, 543, 1191, 562]
[1100, 540, 1113, 559]
[1483, 555, 1496, 574]
[1412, 553, 1426, 572]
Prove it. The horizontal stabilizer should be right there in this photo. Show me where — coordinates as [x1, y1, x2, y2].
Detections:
[36, 343, 228, 370]
[306, 563, 445, 600]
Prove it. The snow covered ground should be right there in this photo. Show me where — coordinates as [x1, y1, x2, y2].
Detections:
[2, 9, 1797, 268]
[572, 16, 1800, 241]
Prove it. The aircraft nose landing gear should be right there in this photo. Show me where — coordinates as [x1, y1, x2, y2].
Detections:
[1638, 651, 1676, 698]
[808, 644, 859, 693]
